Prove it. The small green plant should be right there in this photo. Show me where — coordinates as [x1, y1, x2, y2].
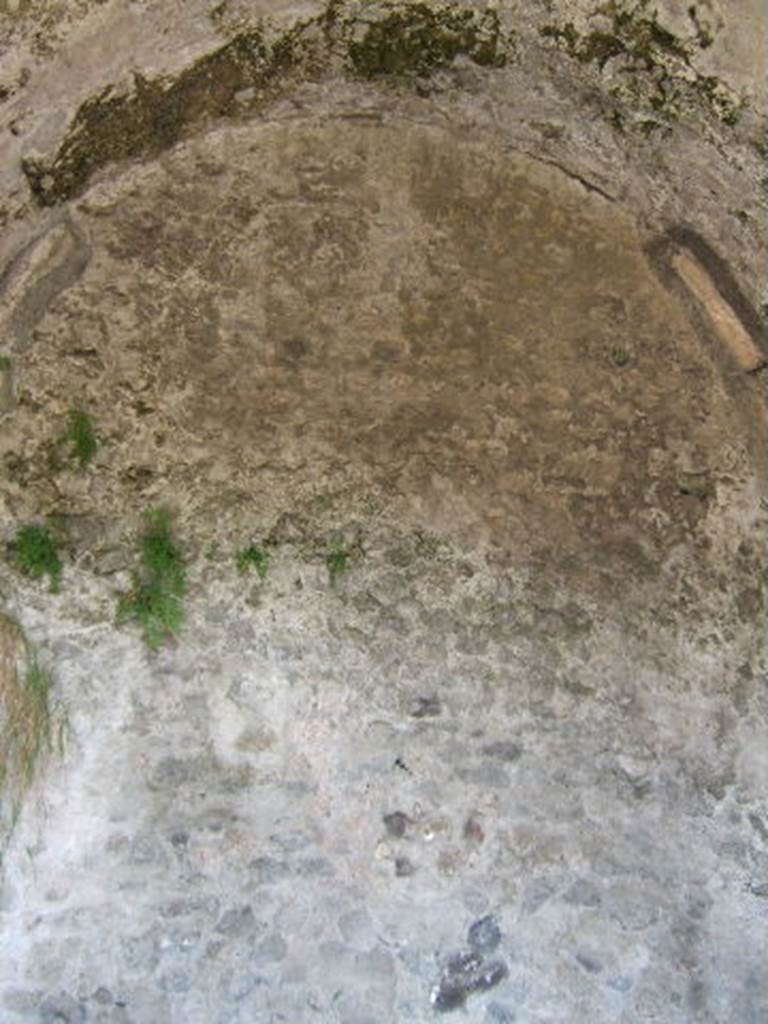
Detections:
[117, 509, 187, 649]
[63, 409, 98, 468]
[236, 544, 270, 580]
[10, 524, 63, 592]
[326, 540, 352, 581]
[610, 345, 632, 367]
[0, 356, 12, 371]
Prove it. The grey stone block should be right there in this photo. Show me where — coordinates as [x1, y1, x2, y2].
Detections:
[467, 915, 502, 955]
[39, 993, 87, 1024]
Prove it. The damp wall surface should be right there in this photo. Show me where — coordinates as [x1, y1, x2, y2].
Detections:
[0, 3, 767, 1023]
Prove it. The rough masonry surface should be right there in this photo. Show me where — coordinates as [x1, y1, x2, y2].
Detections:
[0, 2, 766, 1022]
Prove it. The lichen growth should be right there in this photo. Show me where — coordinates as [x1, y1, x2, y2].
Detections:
[541, 2, 690, 69]
[347, 3, 508, 79]
[22, 28, 271, 206]
[21, 1, 513, 206]
[540, 0, 744, 128]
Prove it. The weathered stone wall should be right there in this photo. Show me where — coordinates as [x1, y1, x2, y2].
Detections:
[0, 3, 766, 1022]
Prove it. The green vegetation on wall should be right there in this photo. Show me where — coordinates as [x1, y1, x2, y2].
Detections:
[326, 539, 353, 582]
[117, 509, 187, 649]
[62, 409, 98, 468]
[236, 544, 271, 580]
[10, 524, 63, 592]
